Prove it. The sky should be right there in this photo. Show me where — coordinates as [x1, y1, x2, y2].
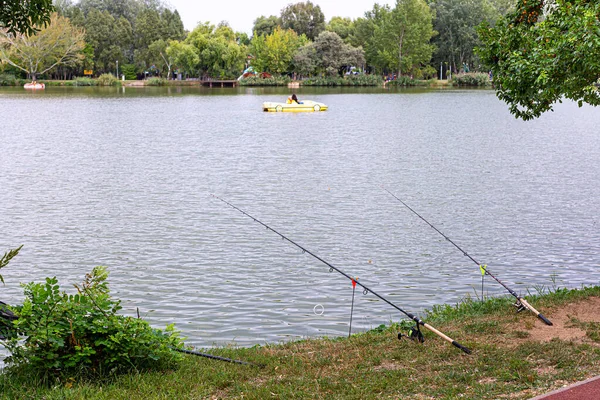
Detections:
[165, 0, 395, 35]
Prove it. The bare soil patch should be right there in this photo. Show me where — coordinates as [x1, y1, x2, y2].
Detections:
[516, 297, 600, 343]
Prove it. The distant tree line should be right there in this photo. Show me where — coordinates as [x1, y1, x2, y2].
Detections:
[0, 0, 513, 81]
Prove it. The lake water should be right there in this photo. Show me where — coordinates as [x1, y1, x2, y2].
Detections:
[1, 86, 599, 350]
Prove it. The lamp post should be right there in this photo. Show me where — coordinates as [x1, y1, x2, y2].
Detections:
[116, 60, 119, 79]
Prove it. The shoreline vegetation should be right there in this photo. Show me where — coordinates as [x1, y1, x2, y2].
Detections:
[2, 285, 599, 399]
[0, 72, 492, 88]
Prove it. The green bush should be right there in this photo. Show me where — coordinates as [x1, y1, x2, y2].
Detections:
[0, 73, 17, 86]
[2, 266, 184, 379]
[96, 73, 120, 86]
[74, 77, 96, 86]
[40, 81, 64, 86]
[121, 64, 137, 80]
[413, 65, 437, 80]
[452, 72, 491, 87]
[147, 77, 167, 86]
[385, 75, 421, 86]
[303, 75, 382, 86]
[239, 76, 291, 86]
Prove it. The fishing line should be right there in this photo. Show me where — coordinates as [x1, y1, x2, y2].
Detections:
[382, 187, 553, 326]
[212, 194, 471, 354]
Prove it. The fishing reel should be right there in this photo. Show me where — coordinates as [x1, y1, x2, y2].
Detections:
[398, 325, 425, 343]
[513, 300, 526, 313]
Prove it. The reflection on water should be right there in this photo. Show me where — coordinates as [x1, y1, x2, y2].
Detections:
[0, 87, 599, 351]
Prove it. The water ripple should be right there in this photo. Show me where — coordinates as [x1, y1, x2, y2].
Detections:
[0, 87, 599, 353]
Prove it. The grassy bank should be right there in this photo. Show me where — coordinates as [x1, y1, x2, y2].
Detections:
[2, 285, 599, 399]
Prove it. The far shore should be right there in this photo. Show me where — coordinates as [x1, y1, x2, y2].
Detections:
[1, 78, 477, 89]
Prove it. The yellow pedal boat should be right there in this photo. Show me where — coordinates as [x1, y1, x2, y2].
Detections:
[263, 100, 328, 112]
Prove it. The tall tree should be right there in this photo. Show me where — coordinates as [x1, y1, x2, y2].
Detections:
[372, 0, 436, 76]
[250, 26, 305, 74]
[0, 13, 85, 80]
[350, 4, 390, 71]
[135, 8, 163, 50]
[280, 1, 325, 41]
[162, 9, 185, 41]
[294, 31, 364, 76]
[147, 39, 171, 78]
[133, 8, 163, 70]
[428, 0, 495, 72]
[77, 0, 140, 24]
[0, 0, 54, 35]
[84, 9, 132, 73]
[185, 22, 246, 79]
[326, 17, 355, 43]
[478, 0, 600, 120]
[252, 15, 280, 37]
[166, 40, 198, 78]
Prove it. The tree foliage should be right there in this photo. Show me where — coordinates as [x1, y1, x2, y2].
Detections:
[250, 26, 306, 74]
[83, 9, 132, 75]
[294, 31, 365, 76]
[428, 0, 497, 72]
[253, 15, 280, 37]
[477, 0, 600, 120]
[0, 13, 85, 80]
[184, 22, 246, 79]
[326, 16, 355, 43]
[359, 0, 435, 75]
[280, 1, 325, 41]
[77, 0, 140, 23]
[56, 0, 184, 76]
[0, 0, 54, 35]
[166, 40, 198, 77]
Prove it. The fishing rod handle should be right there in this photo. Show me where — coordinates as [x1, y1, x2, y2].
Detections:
[519, 299, 553, 326]
[422, 323, 472, 354]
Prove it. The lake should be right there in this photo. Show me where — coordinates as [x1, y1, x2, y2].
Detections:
[1, 86, 599, 350]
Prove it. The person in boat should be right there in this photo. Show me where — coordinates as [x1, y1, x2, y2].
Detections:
[287, 94, 302, 104]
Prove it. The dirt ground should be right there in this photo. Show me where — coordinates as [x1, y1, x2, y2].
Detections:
[523, 297, 600, 343]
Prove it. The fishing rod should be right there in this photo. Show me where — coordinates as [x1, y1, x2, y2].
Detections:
[382, 188, 553, 326]
[173, 347, 260, 367]
[211, 194, 471, 354]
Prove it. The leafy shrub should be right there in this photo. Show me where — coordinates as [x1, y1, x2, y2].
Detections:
[74, 77, 96, 86]
[385, 75, 421, 86]
[302, 76, 339, 86]
[452, 72, 491, 87]
[96, 73, 120, 86]
[0, 73, 17, 86]
[345, 74, 383, 86]
[2, 266, 184, 379]
[121, 63, 137, 80]
[412, 65, 437, 80]
[239, 76, 291, 86]
[147, 77, 167, 86]
[303, 75, 383, 86]
[40, 81, 66, 86]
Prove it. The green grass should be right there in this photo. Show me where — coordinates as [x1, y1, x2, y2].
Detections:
[2, 285, 599, 399]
